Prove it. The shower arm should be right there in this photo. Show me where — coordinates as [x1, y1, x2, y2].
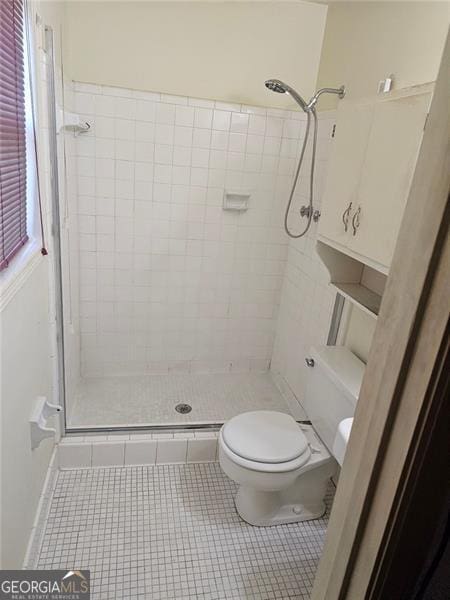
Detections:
[306, 86, 346, 111]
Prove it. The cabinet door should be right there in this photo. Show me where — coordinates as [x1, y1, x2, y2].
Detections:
[348, 92, 431, 269]
[318, 103, 374, 248]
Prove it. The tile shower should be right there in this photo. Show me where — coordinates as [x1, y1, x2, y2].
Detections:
[62, 81, 336, 429]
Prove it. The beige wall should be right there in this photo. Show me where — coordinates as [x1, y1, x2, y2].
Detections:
[317, 1, 449, 110]
[63, 1, 327, 108]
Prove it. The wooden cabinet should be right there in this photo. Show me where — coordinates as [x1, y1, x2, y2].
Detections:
[318, 103, 373, 248]
[318, 84, 433, 274]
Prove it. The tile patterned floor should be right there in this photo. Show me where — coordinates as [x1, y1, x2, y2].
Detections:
[68, 372, 297, 428]
[37, 463, 334, 599]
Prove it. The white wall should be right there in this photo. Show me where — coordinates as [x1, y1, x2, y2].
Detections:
[316, 1, 449, 110]
[0, 0, 64, 568]
[0, 262, 54, 568]
[63, 1, 327, 109]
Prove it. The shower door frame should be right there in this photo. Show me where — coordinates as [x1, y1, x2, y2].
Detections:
[43, 24, 225, 435]
[43, 23, 67, 436]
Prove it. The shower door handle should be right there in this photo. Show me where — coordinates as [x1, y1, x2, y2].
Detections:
[352, 206, 361, 236]
[342, 202, 352, 232]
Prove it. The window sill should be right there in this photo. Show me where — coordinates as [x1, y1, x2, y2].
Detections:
[0, 239, 45, 313]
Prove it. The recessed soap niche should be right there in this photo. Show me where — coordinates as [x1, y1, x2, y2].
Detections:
[317, 241, 387, 318]
[223, 190, 251, 211]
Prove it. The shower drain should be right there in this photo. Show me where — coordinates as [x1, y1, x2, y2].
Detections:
[175, 403, 192, 414]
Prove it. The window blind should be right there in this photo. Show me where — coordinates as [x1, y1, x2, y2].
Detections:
[0, 0, 27, 271]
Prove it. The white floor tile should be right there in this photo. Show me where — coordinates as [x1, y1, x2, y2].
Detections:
[36, 464, 334, 599]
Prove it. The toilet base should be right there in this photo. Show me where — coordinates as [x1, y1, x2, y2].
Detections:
[235, 488, 326, 526]
[234, 460, 334, 526]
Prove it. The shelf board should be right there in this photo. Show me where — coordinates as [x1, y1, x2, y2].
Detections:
[331, 282, 382, 318]
[317, 235, 389, 276]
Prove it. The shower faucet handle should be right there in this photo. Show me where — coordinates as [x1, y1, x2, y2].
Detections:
[300, 205, 311, 218]
[305, 358, 315, 367]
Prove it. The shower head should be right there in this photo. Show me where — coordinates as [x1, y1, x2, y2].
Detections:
[265, 79, 346, 113]
[265, 79, 309, 112]
[265, 79, 287, 94]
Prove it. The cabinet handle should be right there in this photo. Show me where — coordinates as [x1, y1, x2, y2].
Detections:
[342, 202, 353, 232]
[352, 206, 361, 236]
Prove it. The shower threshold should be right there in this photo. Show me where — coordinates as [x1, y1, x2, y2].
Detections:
[66, 422, 225, 435]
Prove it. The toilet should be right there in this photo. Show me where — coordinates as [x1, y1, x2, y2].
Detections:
[219, 345, 365, 526]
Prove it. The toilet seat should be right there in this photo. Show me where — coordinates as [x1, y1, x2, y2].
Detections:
[220, 411, 311, 473]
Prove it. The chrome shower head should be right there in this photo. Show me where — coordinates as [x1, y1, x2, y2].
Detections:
[265, 79, 309, 112]
[265, 79, 287, 94]
[265, 79, 346, 113]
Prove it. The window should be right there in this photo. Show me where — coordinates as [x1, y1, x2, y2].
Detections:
[0, 0, 28, 271]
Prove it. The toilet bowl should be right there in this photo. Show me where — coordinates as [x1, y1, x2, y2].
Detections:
[219, 346, 365, 526]
[219, 411, 335, 526]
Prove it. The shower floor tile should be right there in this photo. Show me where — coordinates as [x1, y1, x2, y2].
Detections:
[68, 371, 299, 428]
[36, 463, 334, 599]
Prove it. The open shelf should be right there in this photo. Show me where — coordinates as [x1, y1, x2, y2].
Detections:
[331, 282, 382, 318]
[317, 240, 387, 319]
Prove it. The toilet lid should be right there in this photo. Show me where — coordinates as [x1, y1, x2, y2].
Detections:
[222, 411, 309, 464]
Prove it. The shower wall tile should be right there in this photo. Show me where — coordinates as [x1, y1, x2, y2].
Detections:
[70, 81, 309, 377]
[270, 111, 338, 408]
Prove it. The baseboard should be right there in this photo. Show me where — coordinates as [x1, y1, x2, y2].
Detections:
[23, 449, 59, 569]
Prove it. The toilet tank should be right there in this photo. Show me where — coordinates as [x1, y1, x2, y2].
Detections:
[303, 346, 365, 453]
